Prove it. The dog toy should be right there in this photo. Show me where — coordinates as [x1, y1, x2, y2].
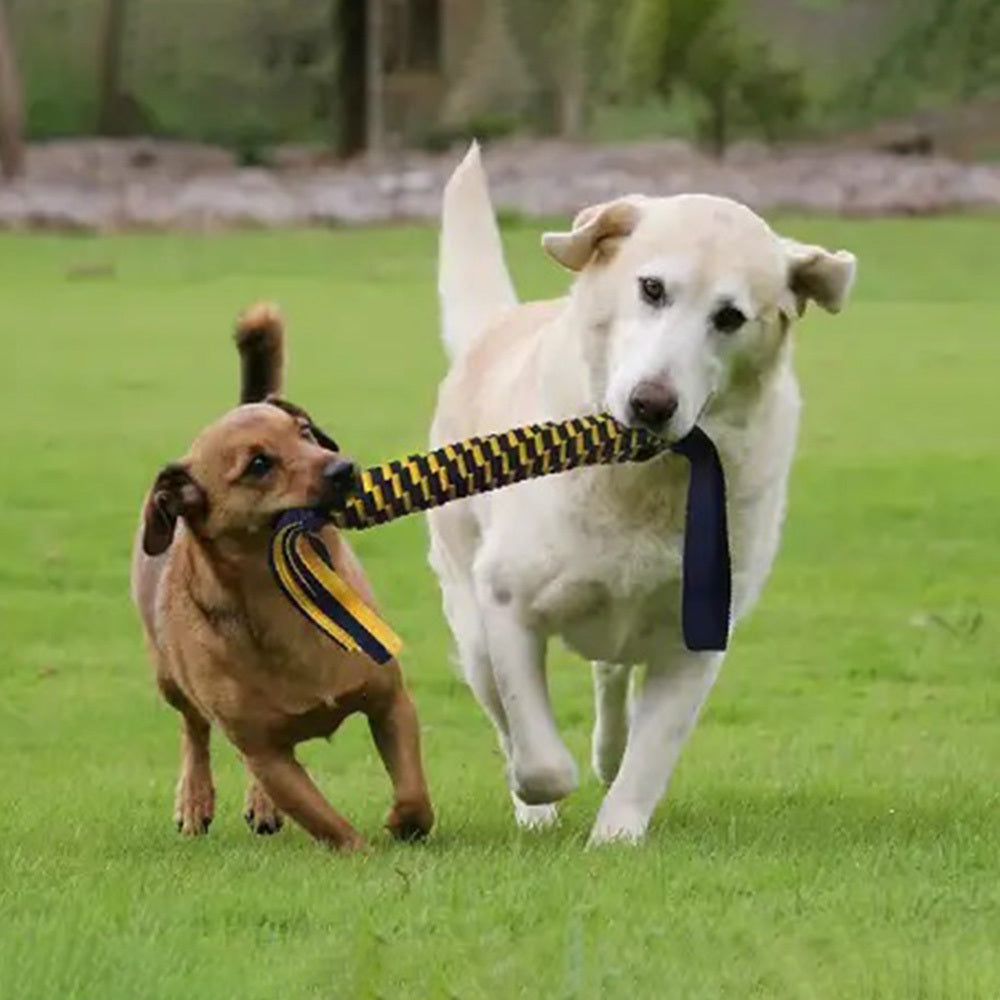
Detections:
[271, 414, 731, 663]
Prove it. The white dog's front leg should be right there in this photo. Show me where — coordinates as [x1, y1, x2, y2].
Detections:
[476, 586, 578, 805]
[589, 649, 723, 846]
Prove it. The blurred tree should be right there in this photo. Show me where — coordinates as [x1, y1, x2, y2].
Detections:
[739, 49, 808, 144]
[384, 0, 440, 73]
[364, 0, 385, 154]
[331, 0, 392, 156]
[505, 0, 626, 136]
[624, 0, 807, 155]
[849, 0, 1000, 119]
[623, 0, 723, 98]
[333, 0, 368, 156]
[0, 0, 24, 178]
[97, 0, 129, 135]
[442, 0, 531, 133]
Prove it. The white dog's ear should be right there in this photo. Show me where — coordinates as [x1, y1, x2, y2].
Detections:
[542, 197, 645, 272]
[783, 239, 857, 316]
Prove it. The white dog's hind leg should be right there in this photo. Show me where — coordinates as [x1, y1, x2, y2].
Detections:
[589, 650, 722, 846]
[591, 662, 634, 786]
[475, 581, 578, 805]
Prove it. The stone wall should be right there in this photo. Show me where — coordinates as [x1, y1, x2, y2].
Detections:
[2, 136, 998, 231]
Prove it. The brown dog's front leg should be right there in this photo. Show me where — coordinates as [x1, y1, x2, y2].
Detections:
[174, 712, 214, 835]
[369, 684, 434, 841]
[158, 676, 215, 836]
[244, 749, 363, 851]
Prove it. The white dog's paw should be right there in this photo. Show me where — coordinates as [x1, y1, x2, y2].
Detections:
[587, 805, 649, 847]
[512, 794, 559, 830]
[510, 749, 579, 805]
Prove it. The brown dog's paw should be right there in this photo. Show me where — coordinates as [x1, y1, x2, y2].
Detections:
[335, 831, 367, 853]
[385, 799, 434, 843]
[243, 781, 284, 836]
[174, 773, 215, 836]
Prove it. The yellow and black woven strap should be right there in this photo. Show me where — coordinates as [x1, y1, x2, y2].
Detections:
[270, 414, 663, 665]
[270, 412, 730, 662]
[327, 413, 663, 530]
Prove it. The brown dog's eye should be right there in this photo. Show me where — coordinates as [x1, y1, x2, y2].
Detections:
[638, 276, 669, 308]
[713, 305, 747, 333]
[243, 453, 275, 479]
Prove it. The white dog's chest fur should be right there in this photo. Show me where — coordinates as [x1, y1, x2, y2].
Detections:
[477, 462, 685, 663]
[473, 378, 800, 665]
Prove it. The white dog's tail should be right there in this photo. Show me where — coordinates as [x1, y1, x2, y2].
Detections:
[438, 142, 517, 360]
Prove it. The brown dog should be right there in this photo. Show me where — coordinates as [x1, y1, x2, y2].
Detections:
[130, 303, 433, 850]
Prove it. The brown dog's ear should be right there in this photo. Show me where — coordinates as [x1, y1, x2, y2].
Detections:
[142, 464, 208, 556]
[265, 396, 340, 452]
[542, 196, 646, 272]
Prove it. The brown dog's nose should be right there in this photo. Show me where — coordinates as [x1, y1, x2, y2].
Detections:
[322, 458, 359, 507]
[628, 379, 678, 433]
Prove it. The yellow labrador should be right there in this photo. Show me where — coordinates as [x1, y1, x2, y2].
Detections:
[428, 144, 856, 844]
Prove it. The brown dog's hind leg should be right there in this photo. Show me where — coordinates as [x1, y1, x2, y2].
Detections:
[243, 771, 284, 835]
[244, 749, 363, 852]
[369, 684, 434, 842]
[159, 677, 215, 836]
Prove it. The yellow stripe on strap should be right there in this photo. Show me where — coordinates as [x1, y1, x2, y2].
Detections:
[292, 533, 403, 660]
[271, 525, 361, 654]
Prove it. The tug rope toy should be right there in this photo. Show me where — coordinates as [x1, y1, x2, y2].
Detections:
[271, 414, 731, 663]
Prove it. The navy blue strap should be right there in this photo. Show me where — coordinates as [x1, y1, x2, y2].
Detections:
[670, 427, 731, 652]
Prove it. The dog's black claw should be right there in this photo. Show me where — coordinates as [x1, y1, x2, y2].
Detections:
[245, 809, 283, 835]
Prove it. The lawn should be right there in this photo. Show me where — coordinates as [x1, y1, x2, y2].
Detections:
[1, 216, 998, 999]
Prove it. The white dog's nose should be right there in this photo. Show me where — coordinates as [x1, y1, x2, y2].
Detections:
[628, 379, 678, 433]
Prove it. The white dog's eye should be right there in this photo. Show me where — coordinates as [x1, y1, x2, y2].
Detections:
[712, 305, 747, 333]
[638, 276, 669, 308]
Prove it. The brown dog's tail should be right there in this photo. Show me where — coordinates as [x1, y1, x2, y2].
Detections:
[235, 302, 284, 403]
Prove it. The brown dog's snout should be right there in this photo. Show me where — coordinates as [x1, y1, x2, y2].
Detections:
[320, 458, 360, 508]
[628, 379, 678, 433]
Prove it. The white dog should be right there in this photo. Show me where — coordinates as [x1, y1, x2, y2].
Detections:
[427, 144, 856, 845]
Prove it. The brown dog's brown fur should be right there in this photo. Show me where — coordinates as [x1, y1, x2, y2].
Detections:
[130, 303, 433, 850]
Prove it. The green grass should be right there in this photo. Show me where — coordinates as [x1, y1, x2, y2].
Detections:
[1, 217, 998, 999]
